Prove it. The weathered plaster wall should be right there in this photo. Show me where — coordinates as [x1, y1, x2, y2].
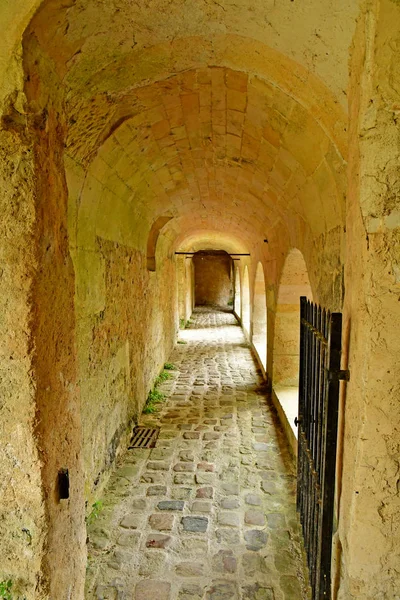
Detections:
[22, 33, 87, 598]
[0, 107, 45, 598]
[336, 2, 400, 598]
[66, 154, 177, 502]
[194, 252, 232, 306]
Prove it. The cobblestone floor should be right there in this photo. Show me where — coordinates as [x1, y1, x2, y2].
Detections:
[85, 308, 310, 600]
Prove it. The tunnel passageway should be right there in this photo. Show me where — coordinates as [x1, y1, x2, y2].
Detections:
[85, 308, 309, 600]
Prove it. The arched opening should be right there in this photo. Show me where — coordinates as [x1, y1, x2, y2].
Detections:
[242, 265, 251, 337]
[234, 266, 241, 318]
[193, 250, 233, 308]
[272, 248, 313, 444]
[252, 262, 267, 370]
[146, 216, 172, 271]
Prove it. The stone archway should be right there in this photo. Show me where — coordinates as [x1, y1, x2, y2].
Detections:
[273, 249, 312, 387]
[272, 248, 312, 448]
[252, 262, 267, 370]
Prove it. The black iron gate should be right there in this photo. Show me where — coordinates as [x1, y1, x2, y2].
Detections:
[296, 297, 349, 599]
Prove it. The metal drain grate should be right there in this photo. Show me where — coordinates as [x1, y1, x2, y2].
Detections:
[129, 427, 159, 449]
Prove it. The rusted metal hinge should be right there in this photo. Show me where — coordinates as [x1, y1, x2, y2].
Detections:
[327, 369, 350, 382]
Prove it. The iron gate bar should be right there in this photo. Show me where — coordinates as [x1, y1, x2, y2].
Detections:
[297, 297, 349, 600]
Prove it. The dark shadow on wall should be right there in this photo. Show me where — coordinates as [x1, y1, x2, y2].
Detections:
[193, 250, 233, 307]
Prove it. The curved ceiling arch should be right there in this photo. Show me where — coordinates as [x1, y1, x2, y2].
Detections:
[73, 66, 345, 255]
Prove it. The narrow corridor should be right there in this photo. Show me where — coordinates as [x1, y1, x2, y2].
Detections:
[85, 308, 309, 600]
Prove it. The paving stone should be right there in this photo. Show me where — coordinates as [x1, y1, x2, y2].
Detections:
[195, 472, 214, 484]
[120, 514, 139, 529]
[206, 580, 238, 600]
[176, 562, 204, 577]
[135, 580, 171, 600]
[191, 501, 212, 513]
[182, 516, 208, 532]
[184, 432, 200, 440]
[86, 309, 309, 599]
[174, 474, 195, 484]
[245, 493, 261, 506]
[116, 532, 141, 548]
[244, 529, 268, 551]
[220, 483, 240, 496]
[178, 584, 204, 599]
[179, 451, 195, 462]
[157, 500, 185, 511]
[145, 533, 172, 549]
[221, 497, 240, 509]
[139, 551, 167, 576]
[150, 448, 174, 460]
[181, 537, 209, 555]
[147, 485, 167, 496]
[197, 462, 215, 472]
[245, 510, 266, 526]
[172, 487, 192, 500]
[174, 462, 196, 472]
[131, 498, 147, 510]
[218, 512, 240, 527]
[203, 432, 220, 440]
[141, 472, 166, 483]
[213, 550, 237, 573]
[149, 513, 174, 530]
[196, 486, 214, 499]
[216, 529, 240, 545]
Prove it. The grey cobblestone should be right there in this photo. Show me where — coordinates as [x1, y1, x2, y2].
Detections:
[85, 308, 310, 600]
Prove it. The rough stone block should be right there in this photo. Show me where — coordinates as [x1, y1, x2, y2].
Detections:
[157, 500, 184, 511]
[135, 580, 171, 600]
[218, 512, 240, 527]
[244, 530, 268, 551]
[175, 562, 204, 577]
[196, 486, 214, 499]
[149, 513, 174, 530]
[182, 516, 208, 532]
[145, 534, 172, 549]
[244, 510, 265, 526]
[191, 501, 212, 513]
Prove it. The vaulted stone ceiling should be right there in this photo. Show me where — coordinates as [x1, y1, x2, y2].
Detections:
[24, 0, 358, 266]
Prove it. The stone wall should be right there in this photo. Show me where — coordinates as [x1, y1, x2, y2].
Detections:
[66, 154, 178, 503]
[194, 252, 232, 306]
[0, 105, 46, 599]
[335, 2, 400, 597]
